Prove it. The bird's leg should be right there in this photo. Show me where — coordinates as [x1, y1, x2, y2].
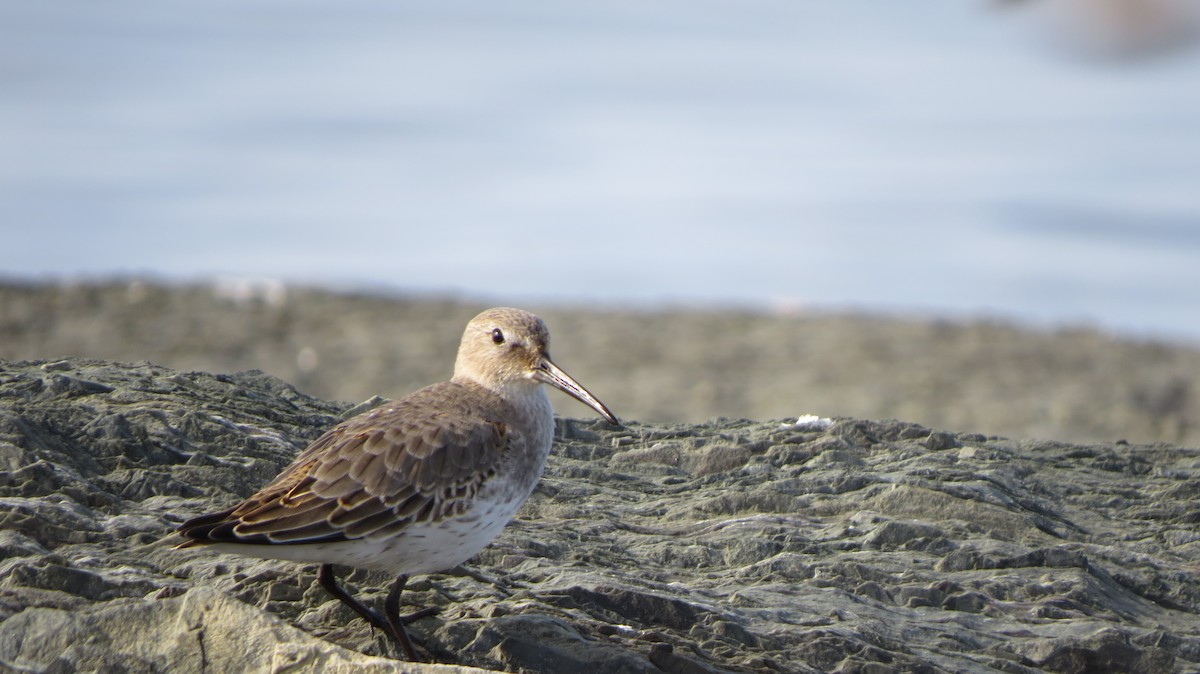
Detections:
[316, 564, 389, 632]
[385, 574, 442, 624]
[383, 574, 441, 661]
[317, 565, 438, 661]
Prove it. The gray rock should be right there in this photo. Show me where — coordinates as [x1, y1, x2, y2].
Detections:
[0, 586, 491, 674]
[1, 358, 1199, 673]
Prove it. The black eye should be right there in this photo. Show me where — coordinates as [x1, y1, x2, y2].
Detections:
[491, 328, 505, 344]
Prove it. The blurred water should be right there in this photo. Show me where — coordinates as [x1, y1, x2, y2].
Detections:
[2, 0, 1199, 340]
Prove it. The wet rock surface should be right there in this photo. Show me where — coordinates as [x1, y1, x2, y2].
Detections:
[1, 358, 1198, 673]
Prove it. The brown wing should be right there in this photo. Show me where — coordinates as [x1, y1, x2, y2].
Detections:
[176, 382, 510, 547]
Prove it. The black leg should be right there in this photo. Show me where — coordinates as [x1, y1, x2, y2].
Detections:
[317, 563, 388, 632]
[385, 574, 442, 626]
[383, 574, 441, 661]
[383, 575, 420, 661]
[316, 565, 438, 662]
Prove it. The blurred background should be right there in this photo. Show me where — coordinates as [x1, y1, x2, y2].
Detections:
[2, 0, 1198, 444]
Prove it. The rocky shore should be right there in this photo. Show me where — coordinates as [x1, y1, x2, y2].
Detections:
[1, 358, 1197, 673]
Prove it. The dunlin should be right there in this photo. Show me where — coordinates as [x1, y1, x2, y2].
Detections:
[175, 307, 618, 660]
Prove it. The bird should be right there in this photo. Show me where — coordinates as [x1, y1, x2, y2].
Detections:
[175, 307, 619, 660]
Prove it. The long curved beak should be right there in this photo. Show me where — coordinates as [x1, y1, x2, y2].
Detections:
[533, 358, 620, 425]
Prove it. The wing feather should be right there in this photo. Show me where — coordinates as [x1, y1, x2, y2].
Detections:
[175, 381, 514, 548]
[327, 496, 391, 527]
[235, 499, 338, 535]
[342, 507, 408, 538]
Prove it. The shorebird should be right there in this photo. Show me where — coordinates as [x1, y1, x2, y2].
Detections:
[175, 307, 618, 660]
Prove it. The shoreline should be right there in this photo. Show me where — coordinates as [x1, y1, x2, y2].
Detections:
[2, 278, 1197, 446]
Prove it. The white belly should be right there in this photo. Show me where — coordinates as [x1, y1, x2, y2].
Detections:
[208, 491, 523, 575]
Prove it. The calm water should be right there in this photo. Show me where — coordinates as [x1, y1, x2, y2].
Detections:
[3, 1, 1199, 341]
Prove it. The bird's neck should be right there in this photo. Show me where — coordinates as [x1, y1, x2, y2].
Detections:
[452, 372, 544, 406]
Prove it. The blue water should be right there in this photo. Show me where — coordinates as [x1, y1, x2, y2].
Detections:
[3, 1, 1199, 341]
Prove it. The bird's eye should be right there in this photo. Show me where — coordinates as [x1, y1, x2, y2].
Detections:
[491, 328, 505, 344]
